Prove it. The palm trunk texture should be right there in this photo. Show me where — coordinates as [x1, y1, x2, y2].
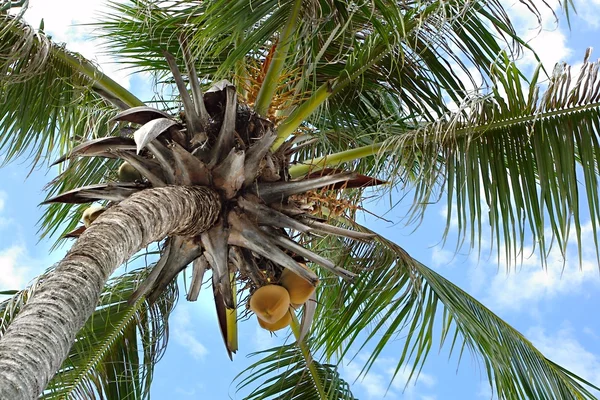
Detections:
[0, 186, 220, 400]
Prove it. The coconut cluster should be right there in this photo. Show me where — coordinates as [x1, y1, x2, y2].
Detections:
[249, 265, 317, 332]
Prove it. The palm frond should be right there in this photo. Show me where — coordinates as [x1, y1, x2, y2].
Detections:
[98, 0, 546, 127]
[235, 343, 356, 400]
[96, 1, 207, 78]
[42, 268, 176, 400]
[306, 218, 599, 400]
[272, 0, 548, 141]
[370, 52, 600, 267]
[0, 13, 141, 168]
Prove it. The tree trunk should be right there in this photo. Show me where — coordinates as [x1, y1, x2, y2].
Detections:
[0, 186, 220, 400]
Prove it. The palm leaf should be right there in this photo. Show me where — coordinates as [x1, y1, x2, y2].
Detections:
[306, 218, 599, 400]
[372, 53, 600, 267]
[293, 51, 600, 268]
[98, 0, 544, 127]
[235, 343, 356, 400]
[0, 13, 141, 168]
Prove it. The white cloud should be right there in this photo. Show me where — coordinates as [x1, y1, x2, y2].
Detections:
[171, 307, 208, 360]
[584, 327, 599, 340]
[478, 221, 600, 312]
[571, 0, 600, 29]
[388, 363, 436, 399]
[342, 355, 436, 400]
[430, 246, 455, 268]
[174, 387, 196, 397]
[23, 0, 108, 38]
[252, 324, 281, 351]
[528, 323, 600, 395]
[0, 191, 9, 230]
[521, 27, 571, 72]
[438, 183, 599, 312]
[438, 205, 458, 230]
[0, 245, 31, 289]
[344, 360, 390, 399]
[476, 381, 497, 399]
[174, 383, 204, 397]
[501, 0, 571, 71]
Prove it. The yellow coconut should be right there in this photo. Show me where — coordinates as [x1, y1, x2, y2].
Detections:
[82, 205, 105, 227]
[249, 284, 290, 324]
[279, 265, 317, 305]
[118, 161, 143, 182]
[257, 310, 292, 332]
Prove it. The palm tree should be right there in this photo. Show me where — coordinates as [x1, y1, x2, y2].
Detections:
[1, 0, 600, 399]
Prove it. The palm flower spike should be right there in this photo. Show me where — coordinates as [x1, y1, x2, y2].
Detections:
[47, 42, 383, 359]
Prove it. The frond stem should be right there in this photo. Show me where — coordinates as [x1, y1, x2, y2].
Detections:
[289, 312, 328, 399]
[273, 83, 332, 149]
[61, 52, 144, 108]
[289, 101, 600, 177]
[2, 15, 143, 108]
[272, 3, 441, 150]
[226, 275, 238, 353]
[254, 0, 303, 116]
[289, 142, 385, 178]
[466, 102, 600, 134]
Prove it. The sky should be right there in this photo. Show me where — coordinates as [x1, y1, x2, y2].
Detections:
[1, 0, 600, 399]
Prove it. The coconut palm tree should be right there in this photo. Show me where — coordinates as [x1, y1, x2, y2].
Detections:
[1, 0, 600, 399]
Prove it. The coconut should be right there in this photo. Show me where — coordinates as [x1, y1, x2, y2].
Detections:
[279, 265, 317, 305]
[118, 161, 143, 182]
[257, 310, 292, 331]
[249, 284, 290, 324]
[82, 205, 105, 227]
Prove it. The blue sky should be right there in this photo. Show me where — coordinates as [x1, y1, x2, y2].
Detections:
[2, 0, 600, 399]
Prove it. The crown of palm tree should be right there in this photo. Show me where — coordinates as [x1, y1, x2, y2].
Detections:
[45, 42, 384, 359]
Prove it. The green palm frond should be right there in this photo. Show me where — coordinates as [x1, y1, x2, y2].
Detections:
[42, 268, 176, 400]
[235, 343, 356, 400]
[0, 1, 28, 13]
[0, 14, 141, 168]
[96, 1, 196, 76]
[305, 218, 599, 400]
[293, 50, 600, 267]
[559, 0, 576, 26]
[98, 0, 544, 127]
[269, 0, 545, 143]
[0, 11, 152, 241]
[369, 52, 600, 267]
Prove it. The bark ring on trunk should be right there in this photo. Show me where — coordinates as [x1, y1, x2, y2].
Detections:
[0, 185, 220, 400]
